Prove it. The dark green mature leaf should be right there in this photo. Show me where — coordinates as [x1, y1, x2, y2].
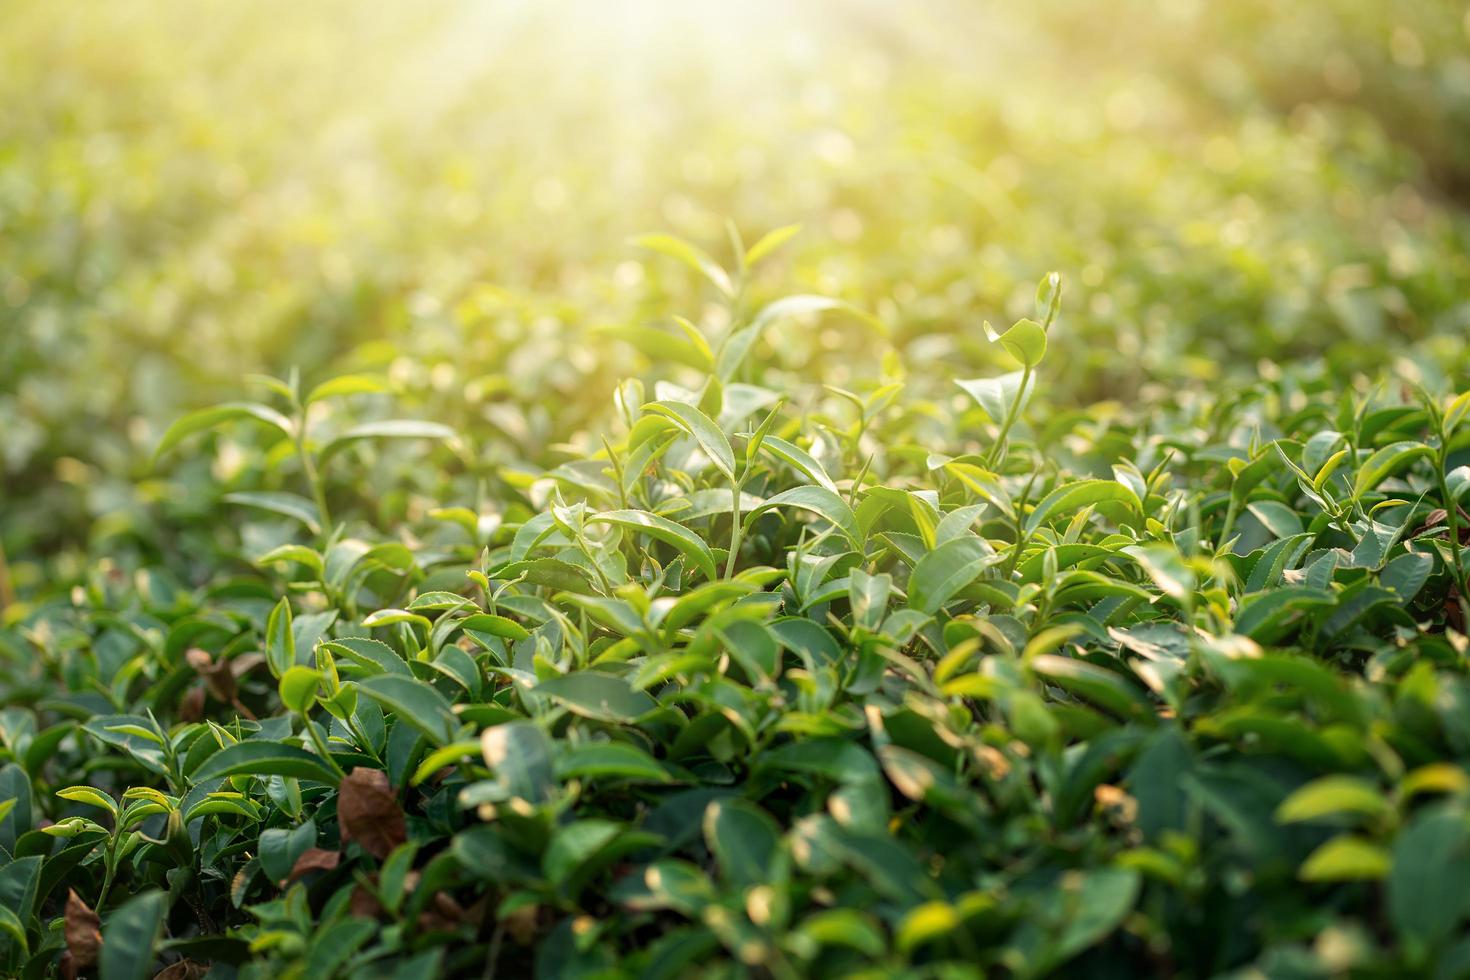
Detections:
[480, 721, 555, 804]
[193, 740, 341, 786]
[259, 820, 317, 882]
[534, 671, 656, 723]
[0, 856, 40, 932]
[704, 798, 780, 888]
[320, 637, 413, 677]
[0, 764, 31, 853]
[459, 613, 532, 642]
[1389, 806, 1470, 950]
[744, 485, 862, 548]
[358, 675, 459, 746]
[906, 536, 998, 613]
[558, 742, 672, 782]
[1030, 869, 1141, 973]
[99, 890, 166, 980]
[1031, 654, 1153, 721]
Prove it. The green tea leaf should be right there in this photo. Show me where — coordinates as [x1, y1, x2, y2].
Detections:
[154, 402, 293, 460]
[358, 675, 459, 746]
[265, 597, 296, 679]
[906, 536, 998, 614]
[744, 485, 862, 549]
[192, 740, 341, 787]
[646, 400, 736, 482]
[588, 509, 719, 581]
[1025, 479, 1140, 534]
[534, 671, 656, 724]
[99, 890, 167, 980]
[983, 317, 1047, 368]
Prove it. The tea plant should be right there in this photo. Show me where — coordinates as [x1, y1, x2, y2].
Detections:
[5, 4, 1470, 975]
[3, 233, 1470, 977]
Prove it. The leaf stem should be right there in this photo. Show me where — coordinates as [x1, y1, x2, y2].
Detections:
[725, 480, 744, 578]
[1437, 442, 1468, 599]
[0, 537, 12, 612]
[1217, 497, 1240, 553]
[302, 716, 347, 780]
[295, 431, 332, 533]
[985, 364, 1032, 471]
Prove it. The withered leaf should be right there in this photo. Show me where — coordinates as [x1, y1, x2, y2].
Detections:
[287, 847, 342, 883]
[229, 652, 268, 679]
[65, 889, 102, 968]
[186, 647, 236, 703]
[349, 880, 384, 919]
[418, 891, 468, 933]
[337, 766, 407, 859]
[504, 902, 542, 945]
[179, 684, 206, 723]
[154, 960, 209, 980]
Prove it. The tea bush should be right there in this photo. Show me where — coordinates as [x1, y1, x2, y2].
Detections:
[4, 2, 1470, 978]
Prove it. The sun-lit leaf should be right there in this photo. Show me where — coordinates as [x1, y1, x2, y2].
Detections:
[906, 536, 999, 614]
[588, 509, 719, 581]
[744, 485, 862, 548]
[153, 402, 293, 460]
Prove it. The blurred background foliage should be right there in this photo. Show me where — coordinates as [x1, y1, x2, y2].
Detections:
[4, 0, 1470, 592]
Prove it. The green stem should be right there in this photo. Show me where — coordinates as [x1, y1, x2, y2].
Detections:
[985, 364, 1033, 471]
[97, 864, 116, 909]
[1438, 446, 1468, 598]
[0, 536, 13, 612]
[1004, 470, 1041, 578]
[296, 435, 332, 533]
[346, 715, 383, 763]
[725, 481, 744, 578]
[578, 530, 614, 595]
[302, 715, 347, 780]
[1217, 497, 1240, 553]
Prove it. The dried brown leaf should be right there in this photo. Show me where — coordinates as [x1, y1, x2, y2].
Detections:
[418, 891, 468, 933]
[349, 881, 384, 919]
[186, 647, 236, 703]
[229, 652, 268, 679]
[287, 847, 342, 883]
[65, 889, 102, 968]
[178, 685, 206, 723]
[337, 767, 407, 859]
[504, 902, 542, 945]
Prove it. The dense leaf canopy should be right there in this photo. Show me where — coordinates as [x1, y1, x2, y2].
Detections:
[3, 1, 1470, 977]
